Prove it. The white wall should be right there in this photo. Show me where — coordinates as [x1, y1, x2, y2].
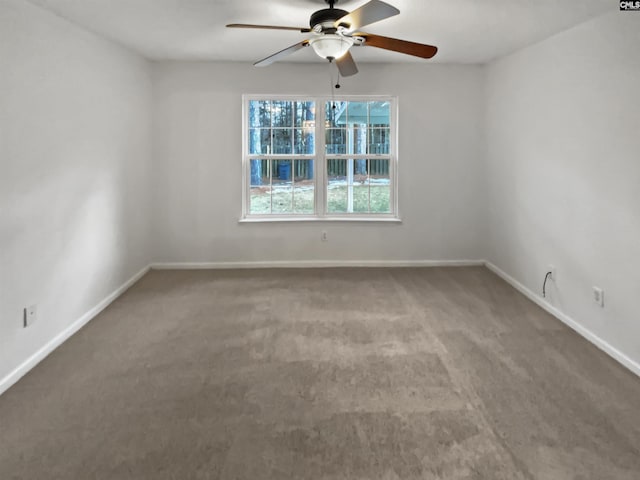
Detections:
[152, 62, 485, 264]
[0, 0, 152, 385]
[485, 12, 640, 367]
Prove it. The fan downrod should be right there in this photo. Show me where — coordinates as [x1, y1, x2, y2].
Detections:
[325, 0, 337, 8]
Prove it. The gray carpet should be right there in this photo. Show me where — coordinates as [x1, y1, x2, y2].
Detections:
[1, 267, 639, 479]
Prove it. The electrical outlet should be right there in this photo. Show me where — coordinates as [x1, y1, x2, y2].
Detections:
[321, 231, 328, 242]
[23, 304, 37, 327]
[548, 264, 556, 281]
[592, 287, 604, 307]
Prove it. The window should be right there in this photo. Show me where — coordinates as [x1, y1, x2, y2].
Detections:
[242, 96, 397, 221]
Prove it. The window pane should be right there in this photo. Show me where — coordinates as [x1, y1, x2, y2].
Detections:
[249, 158, 271, 214]
[368, 128, 390, 154]
[353, 159, 368, 178]
[352, 185, 369, 213]
[327, 159, 347, 213]
[327, 158, 347, 182]
[326, 101, 347, 127]
[249, 128, 271, 154]
[293, 159, 314, 214]
[294, 101, 315, 127]
[250, 159, 268, 187]
[294, 128, 314, 155]
[295, 102, 316, 154]
[327, 184, 347, 213]
[347, 101, 368, 125]
[370, 186, 391, 213]
[250, 185, 272, 214]
[249, 100, 271, 128]
[369, 101, 390, 127]
[369, 158, 390, 182]
[371, 159, 390, 213]
[272, 160, 293, 213]
[272, 129, 292, 154]
[273, 159, 292, 181]
[326, 129, 346, 154]
[272, 100, 293, 128]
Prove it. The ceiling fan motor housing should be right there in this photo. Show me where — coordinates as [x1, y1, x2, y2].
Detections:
[310, 8, 349, 32]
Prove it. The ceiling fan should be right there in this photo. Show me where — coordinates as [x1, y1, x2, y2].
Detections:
[227, 0, 438, 77]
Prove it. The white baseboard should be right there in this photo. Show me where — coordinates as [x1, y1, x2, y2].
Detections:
[151, 259, 485, 270]
[0, 265, 151, 397]
[485, 261, 640, 378]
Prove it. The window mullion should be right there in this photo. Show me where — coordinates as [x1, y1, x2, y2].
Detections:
[316, 99, 326, 217]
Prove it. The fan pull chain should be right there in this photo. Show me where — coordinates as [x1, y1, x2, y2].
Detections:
[328, 58, 342, 115]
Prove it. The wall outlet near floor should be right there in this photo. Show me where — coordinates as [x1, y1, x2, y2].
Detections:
[321, 230, 328, 242]
[548, 264, 556, 281]
[23, 304, 37, 327]
[592, 287, 604, 307]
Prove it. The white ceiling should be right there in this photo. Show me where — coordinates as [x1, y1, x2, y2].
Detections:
[27, 0, 611, 64]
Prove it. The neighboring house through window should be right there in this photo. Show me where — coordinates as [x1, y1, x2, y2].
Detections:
[242, 96, 398, 221]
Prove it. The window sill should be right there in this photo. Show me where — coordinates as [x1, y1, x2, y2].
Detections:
[238, 216, 402, 224]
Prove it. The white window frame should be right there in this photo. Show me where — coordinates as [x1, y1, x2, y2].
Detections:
[240, 95, 399, 222]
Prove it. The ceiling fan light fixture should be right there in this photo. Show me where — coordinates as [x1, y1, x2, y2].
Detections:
[309, 34, 354, 60]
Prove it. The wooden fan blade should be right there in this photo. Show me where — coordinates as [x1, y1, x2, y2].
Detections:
[226, 23, 311, 33]
[254, 40, 309, 67]
[336, 51, 358, 77]
[335, 0, 399, 32]
[359, 33, 437, 59]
